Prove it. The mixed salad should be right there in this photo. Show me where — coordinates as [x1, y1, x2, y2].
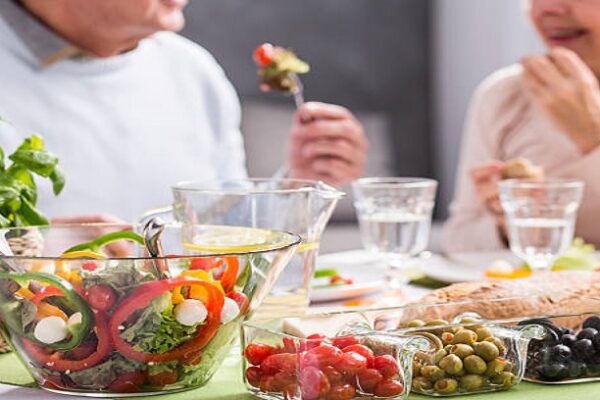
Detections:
[0, 231, 251, 393]
[253, 43, 310, 94]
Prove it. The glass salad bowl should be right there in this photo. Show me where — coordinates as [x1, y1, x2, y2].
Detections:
[0, 223, 300, 397]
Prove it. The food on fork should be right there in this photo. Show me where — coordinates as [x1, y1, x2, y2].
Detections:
[501, 158, 544, 180]
[253, 43, 310, 94]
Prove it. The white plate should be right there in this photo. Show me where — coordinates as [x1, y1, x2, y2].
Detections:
[412, 251, 520, 283]
[310, 250, 386, 303]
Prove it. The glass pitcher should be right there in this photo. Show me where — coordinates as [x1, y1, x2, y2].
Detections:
[142, 178, 344, 317]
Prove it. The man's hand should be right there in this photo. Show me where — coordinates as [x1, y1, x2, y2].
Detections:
[287, 102, 367, 187]
[522, 47, 600, 154]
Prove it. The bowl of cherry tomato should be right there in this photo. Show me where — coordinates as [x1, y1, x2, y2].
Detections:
[241, 314, 431, 400]
[0, 223, 300, 396]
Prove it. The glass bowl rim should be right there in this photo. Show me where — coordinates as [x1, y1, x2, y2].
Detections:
[499, 178, 584, 191]
[0, 222, 302, 261]
[352, 177, 438, 190]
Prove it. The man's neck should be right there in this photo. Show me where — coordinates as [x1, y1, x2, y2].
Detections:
[19, 0, 143, 57]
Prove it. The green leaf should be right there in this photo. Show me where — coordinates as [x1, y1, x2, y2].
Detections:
[0, 186, 20, 206]
[9, 149, 58, 177]
[0, 213, 11, 227]
[18, 197, 49, 226]
[0, 147, 4, 171]
[16, 134, 44, 152]
[50, 165, 65, 195]
[6, 165, 35, 189]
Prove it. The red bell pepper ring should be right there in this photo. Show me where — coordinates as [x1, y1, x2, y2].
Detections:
[109, 276, 225, 363]
[30, 286, 64, 304]
[22, 312, 112, 372]
[190, 256, 239, 293]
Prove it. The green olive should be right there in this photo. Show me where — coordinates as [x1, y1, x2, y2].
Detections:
[452, 329, 478, 345]
[476, 327, 493, 341]
[450, 344, 475, 359]
[485, 358, 508, 377]
[464, 355, 487, 375]
[407, 319, 426, 328]
[413, 331, 444, 350]
[460, 374, 486, 391]
[413, 376, 433, 392]
[415, 350, 433, 365]
[439, 354, 464, 375]
[421, 365, 446, 381]
[473, 341, 500, 362]
[413, 360, 421, 376]
[458, 317, 484, 331]
[484, 337, 507, 355]
[435, 378, 458, 395]
[441, 332, 454, 345]
[504, 360, 514, 372]
[490, 371, 516, 388]
[426, 319, 449, 327]
[432, 349, 448, 365]
[452, 369, 466, 377]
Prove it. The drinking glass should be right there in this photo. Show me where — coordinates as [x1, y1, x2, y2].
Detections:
[499, 179, 584, 272]
[352, 177, 437, 289]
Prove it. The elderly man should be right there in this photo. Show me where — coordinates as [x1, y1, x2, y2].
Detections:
[0, 0, 366, 221]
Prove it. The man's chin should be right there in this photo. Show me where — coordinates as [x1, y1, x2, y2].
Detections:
[159, 13, 186, 32]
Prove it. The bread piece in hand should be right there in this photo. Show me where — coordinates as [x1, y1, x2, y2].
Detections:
[501, 158, 544, 180]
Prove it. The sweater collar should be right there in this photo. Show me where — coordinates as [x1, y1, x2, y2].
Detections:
[0, 0, 83, 67]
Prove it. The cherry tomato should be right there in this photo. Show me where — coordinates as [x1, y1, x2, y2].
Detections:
[305, 333, 326, 350]
[245, 366, 262, 387]
[343, 344, 374, 367]
[261, 353, 298, 374]
[253, 43, 274, 67]
[282, 383, 299, 399]
[271, 371, 296, 391]
[146, 369, 178, 386]
[67, 341, 97, 360]
[302, 344, 342, 368]
[299, 366, 331, 400]
[357, 368, 383, 393]
[373, 355, 399, 379]
[109, 371, 145, 393]
[259, 375, 276, 393]
[331, 335, 359, 349]
[322, 365, 344, 384]
[227, 291, 249, 313]
[86, 284, 116, 311]
[245, 343, 275, 366]
[335, 352, 368, 375]
[282, 336, 297, 353]
[326, 383, 357, 400]
[373, 379, 404, 397]
[81, 261, 97, 271]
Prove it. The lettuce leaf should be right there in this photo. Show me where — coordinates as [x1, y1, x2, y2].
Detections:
[552, 238, 599, 271]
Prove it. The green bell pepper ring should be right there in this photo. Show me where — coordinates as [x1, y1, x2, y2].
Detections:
[0, 271, 94, 351]
[63, 231, 144, 254]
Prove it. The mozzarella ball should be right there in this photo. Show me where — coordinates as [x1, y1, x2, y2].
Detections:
[34, 316, 68, 344]
[67, 312, 82, 327]
[220, 297, 240, 324]
[175, 299, 208, 326]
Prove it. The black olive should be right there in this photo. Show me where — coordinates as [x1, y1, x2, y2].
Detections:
[593, 333, 600, 353]
[577, 328, 598, 341]
[567, 362, 586, 378]
[562, 334, 578, 348]
[550, 345, 572, 363]
[583, 316, 600, 331]
[540, 363, 568, 381]
[573, 339, 594, 361]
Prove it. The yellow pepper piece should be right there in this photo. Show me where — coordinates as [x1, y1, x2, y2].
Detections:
[16, 287, 35, 300]
[60, 250, 107, 259]
[69, 270, 82, 286]
[36, 303, 68, 321]
[179, 270, 224, 301]
[172, 288, 185, 305]
[485, 267, 532, 279]
[54, 261, 71, 281]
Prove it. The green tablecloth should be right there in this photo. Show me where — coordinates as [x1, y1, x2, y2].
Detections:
[3, 352, 600, 399]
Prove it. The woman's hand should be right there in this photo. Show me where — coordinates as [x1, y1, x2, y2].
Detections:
[522, 47, 600, 154]
[470, 161, 508, 241]
[287, 102, 367, 187]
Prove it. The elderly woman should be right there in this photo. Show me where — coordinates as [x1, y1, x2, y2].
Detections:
[444, 0, 600, 252]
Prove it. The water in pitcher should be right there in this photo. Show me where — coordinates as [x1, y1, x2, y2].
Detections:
[253, 240, 319, 319]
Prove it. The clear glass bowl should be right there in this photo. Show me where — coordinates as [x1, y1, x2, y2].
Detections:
[0, 223, 300, 397]
[242, 314, 430, 400]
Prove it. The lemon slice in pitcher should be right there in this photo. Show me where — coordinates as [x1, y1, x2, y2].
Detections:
[183, 226, 285, 253]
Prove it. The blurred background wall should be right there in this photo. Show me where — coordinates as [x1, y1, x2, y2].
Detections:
[180, 0, 543, 252]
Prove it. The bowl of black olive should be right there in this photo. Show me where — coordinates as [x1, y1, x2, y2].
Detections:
[521, 316, 600, 383]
